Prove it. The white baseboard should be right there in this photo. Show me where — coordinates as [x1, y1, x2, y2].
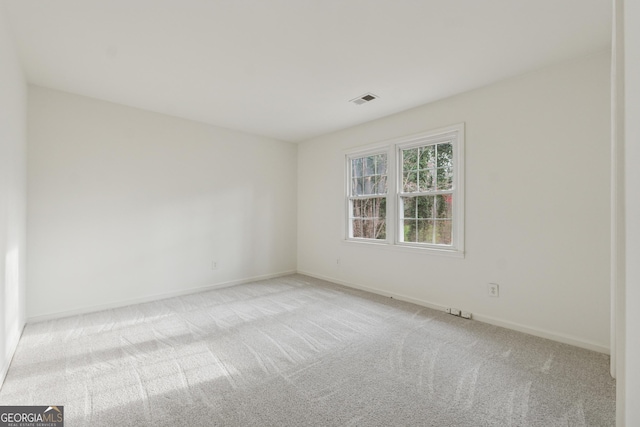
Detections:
[297, 270, 610, 355]
[1, 323, 25, 388]
[27, 270, 296, 324]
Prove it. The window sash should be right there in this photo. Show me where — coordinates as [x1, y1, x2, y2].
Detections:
[396, 137, 457, 249]
[348, 197, 387, 240]
[347, 151, 389, 241]
[398, 192, 454, 246]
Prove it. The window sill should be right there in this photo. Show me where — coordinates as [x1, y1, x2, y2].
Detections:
[342, 238, 465, 259]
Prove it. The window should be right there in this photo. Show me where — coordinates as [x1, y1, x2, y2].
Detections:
[345, 124, 464, 255]
[347, 152, 388, 240]
[399, 141, 454, 245]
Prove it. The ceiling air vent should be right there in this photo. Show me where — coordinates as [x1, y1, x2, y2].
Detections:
[349, 93, 379, 105]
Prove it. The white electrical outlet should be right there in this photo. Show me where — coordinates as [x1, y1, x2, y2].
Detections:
[212, 261, 218, 270]
[451, 308, 461, 316]
[461, 311, 472, 319]
[488, 283, 499, 297]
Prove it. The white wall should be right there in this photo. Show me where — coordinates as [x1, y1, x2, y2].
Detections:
[27, 86, 297, 320]
[298, 52, 611, 352]
[613, 0, 626, 422]
[624, 0, 640, 423]
[0, 4, 27, 384]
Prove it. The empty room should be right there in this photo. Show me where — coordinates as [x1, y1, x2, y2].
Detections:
[1, 0, 638, 426]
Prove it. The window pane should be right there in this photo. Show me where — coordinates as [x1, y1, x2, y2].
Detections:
[351, 154, 387, 197]
[418, 169, 435, 191]
[351, 197, 386, 240]
[417, 220, 435, 243]
[437, 167, 453, 190]
[374, 218, 386, 240]
[361, 198, 372, 217]
[436, 143, 453, 168]
[377, 175, 388, 194]
[362, 219, 376, 238]
[419, 145, 435, 169]
[402, 197, 416, 219]
[361, 197, 384, 217]
[373, 176, 380, 194]
[363, 176, 375, 195]
[352, 158, 363, 177]
[376, 154, 387, 175]
[378, 197, 387, 218]
[417, 195, 434, 219]
[352, 219, 363, 238]
[435, 220, 452, 245]
[403, 148, 419, 171]
[403, 171, 418, 192]
[403, 219, 417, 242]
[435, 194, 452, 219]
[351, 199, 361, 218]
[365, 156, 376, 176]
[353, 178, 364, 196]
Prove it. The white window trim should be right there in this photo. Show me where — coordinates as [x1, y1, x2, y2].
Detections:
[344, 123, 465, 257]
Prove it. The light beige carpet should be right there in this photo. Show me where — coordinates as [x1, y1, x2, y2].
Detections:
[0, 274, 615, 426]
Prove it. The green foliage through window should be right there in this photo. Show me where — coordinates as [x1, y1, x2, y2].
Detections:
[400, 142, 454, 245]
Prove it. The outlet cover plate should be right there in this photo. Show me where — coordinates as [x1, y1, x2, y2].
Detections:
[488, 283, 499, 297]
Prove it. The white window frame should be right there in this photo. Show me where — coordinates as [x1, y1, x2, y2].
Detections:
[344, 123, 464, 257]
[345, 146, 391, 244]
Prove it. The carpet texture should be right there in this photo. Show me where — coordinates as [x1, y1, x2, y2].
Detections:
[0, 274, 615, 426]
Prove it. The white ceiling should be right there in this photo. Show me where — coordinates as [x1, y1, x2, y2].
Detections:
[3, 0, 611, 142]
